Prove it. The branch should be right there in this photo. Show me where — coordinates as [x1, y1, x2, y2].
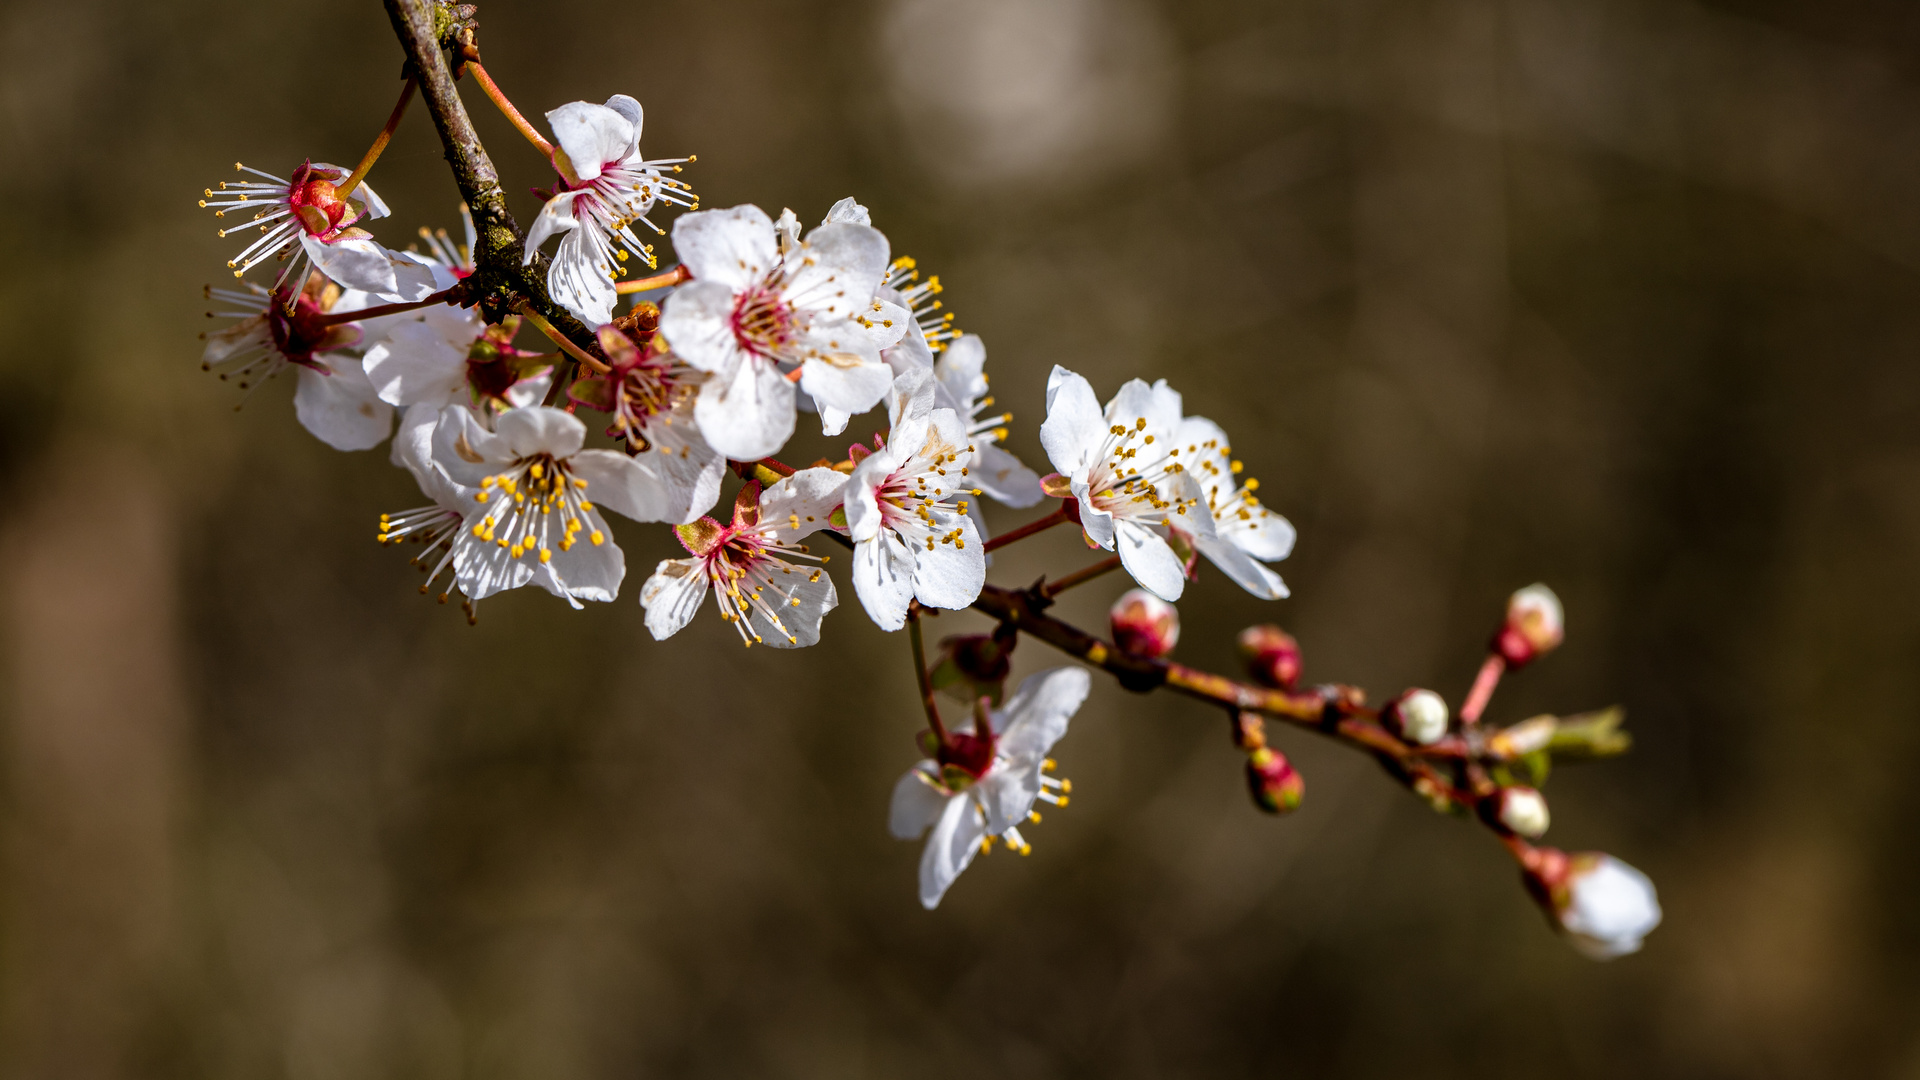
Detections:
[381, 0, 594, 345]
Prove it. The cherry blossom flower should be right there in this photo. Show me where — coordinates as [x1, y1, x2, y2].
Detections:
[566, 324, 723, 525]
[1037, 365, 1212, 601]
[522, 95, 698, 327]
[639, 470, 849, 647]
[845, 368, 985, 631]
[200, 277, 393, 451]
[659, 203, 909, 460]
[889, 666, 1090, 909]
[1167, 415, 1296, 599]
[363, 310, 552, 415]
[200, 160, 439, 301]
[430, 405, 680, 607]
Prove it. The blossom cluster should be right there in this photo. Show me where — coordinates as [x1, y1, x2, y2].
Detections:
[194, 56, 1658, 958]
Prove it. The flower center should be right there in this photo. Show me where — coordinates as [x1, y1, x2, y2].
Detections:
[468, 454, 602, 564]
[287, 165, 352, 237]
[701, 528, 828, 647]
[265, 282, 359, 368]
[730, 279, 802, 361]
[1088, 417, 1195, 524]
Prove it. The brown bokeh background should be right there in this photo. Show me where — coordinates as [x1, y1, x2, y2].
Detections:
[2, 0, 1918, 1075]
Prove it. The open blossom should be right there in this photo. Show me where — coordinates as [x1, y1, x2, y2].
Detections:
[567, 322, 723, 525]
[199, 160, 437, 301]
[639, 470, 848, 647]
[430, 405, 680, 607]
[523, 95, 698, 327]
[845, 368, 986, 631]
[364, 310, 552, 416]
[1038, 366, 1212, 601]
[659, 203, 909, 460]
[889, 667, 1089, 909]
[201, 277, 393, 451]
[1168, 416, 1295, 599]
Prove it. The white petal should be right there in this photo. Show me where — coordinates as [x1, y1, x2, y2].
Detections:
[885, 365, 937, 432]
[912, 521, 985, 611]
[1114, 518, 1186, 601]
[918, 793, 985, 910]
[633, 407, 726, 524]
[640, 557, 709, 640]
[972, 443, 1045, 508]
[759, 467, 850, 543]
[1195, 533, 1289, 600]
[391, 403, 468, 510]
[432, 404, 512, 487]
[304, 234, 399, 298]
[822, 197, 871, 226]
[453, 533, 536, 600]
[545, 101, 635, 181]
[853, 531, 916, 632]
[787, 223, 892, 322]
[856, 299, 911, 349]
[363, 320, 467, 408]
[692, 355, 795, 461]
[569, 449, 672, 522]
[1103, 377, 1183, 438]
[670, 205, 778, 292]
[934, 334, 987, 405]
[494, 406, 586, 459]
[750, 560, 837, 648]
[201, 317, 268, 365]
[294, 354, 394, 451]
[546, 224, 617, 328]
[796, 325, 890, 416]
[658, 279, 744, 374]
[996, 666, 1091, 762]
[1223, 505, 1297, 562]
[523, 190, 583, 261]
[539, 508, 624, 604]
[1040, 366, 1105, 478]
[1071, 475, 1117, 551]
[889, 763, 948, 839]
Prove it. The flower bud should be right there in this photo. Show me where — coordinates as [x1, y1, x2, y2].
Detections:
[1524, 850, 1662, 960]
[1110, 589, 1179, 658]
[1494, 583, 1564, 668]
[1488, 714, 1557, 759]
[1245, 747, 1304, 814]
[929, 627, 1017, 705]
[1237, 625, 1302, 690]
[1386, 688, 1450, 746]
[1497, 786, 1550, 838]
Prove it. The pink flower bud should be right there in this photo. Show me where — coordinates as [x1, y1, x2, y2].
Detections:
[1386, 688, 1450, 745]
[1237, 624, 1302, 690]
[1110, 589, 1179, 658]
[1494, 583, 1564, 668]
[1245, 747, 1304, 814]
[1497, 786, 1550, 838]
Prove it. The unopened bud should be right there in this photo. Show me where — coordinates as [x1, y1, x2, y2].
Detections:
[1497, 786, 1551, 838]
[1110, 589, 1179, 658]
[929, 626, 1016, 705]
[1494, 583, 1564, 668]
[1386, 688, 1450, 745]
[1245, 747, 1304, 814]
[1237, 624, 1302, 690]
[1523, 850, 1661, 960]
[1488, 714, 1557, 759]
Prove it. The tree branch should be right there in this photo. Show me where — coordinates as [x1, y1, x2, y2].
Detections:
[381, 0, 595, 347]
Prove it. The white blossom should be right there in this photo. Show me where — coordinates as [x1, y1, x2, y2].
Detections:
[199, 160, 440, 301]
[1037, 366, 1212, 601]
[200, 277, 393, 451]
[430, 405, 681, 607]
[845, 368, 986, 631]
[639, 469, 848, 647]
[889, 667, 1089, 909]
[522, 95, 697, 327]
[1559, 854, 1662, 960]
[1168, 415, 1296, 599]
[659, 203, 908, 460]
[566, 326, 724, 525]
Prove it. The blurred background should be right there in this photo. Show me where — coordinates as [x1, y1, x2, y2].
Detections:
[2, 0, 1918, 1075]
